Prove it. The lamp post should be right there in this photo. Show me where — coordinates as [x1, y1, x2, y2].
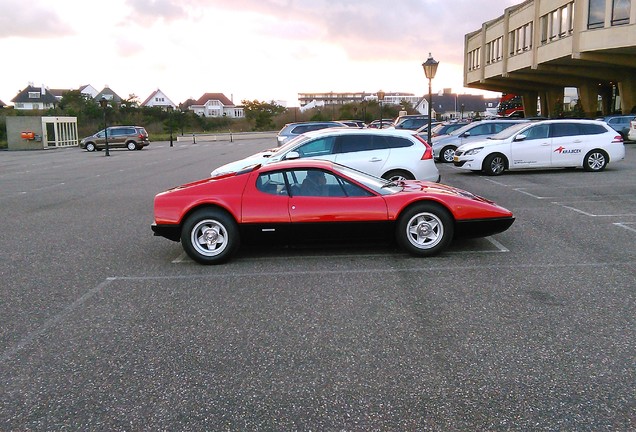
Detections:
[99, 97, 110, 156]
[422, 53, 439, 145]
[377, 90, 386, 128]
[167, 105, 174, 147]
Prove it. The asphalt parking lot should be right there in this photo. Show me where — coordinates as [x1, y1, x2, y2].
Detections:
[1, 138, 634, 430]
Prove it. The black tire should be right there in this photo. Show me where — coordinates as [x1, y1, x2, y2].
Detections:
[482, 153, 507, 176]
[126, 141, 137, 151]
[583, 149, 608, 172]
[181, 208, 240, 264]
[439, 145, 457, 163]
[382, 170, 414, 181]
[396, 202, 454, 256]
[85, 143, 96, 152]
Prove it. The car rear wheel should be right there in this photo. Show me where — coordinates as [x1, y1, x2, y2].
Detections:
[85, 143, 96, 152]
[396, 202, 453, 256]
[440, 146, 457, 163]
[126, 142, 137, 151]
[181, 208, 240, 264]
[482, 153, 506, 176]
[382, 170, 414, 181]
[583, 149, 608, 172]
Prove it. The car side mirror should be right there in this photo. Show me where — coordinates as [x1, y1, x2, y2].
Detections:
[514, 134, 527, 141]
[461, 132, 471, 137]
[285, 151, 300, 160]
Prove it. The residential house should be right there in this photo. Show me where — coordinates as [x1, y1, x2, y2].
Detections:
[79, 84, 99, 99]
[11, 84, 59, 110]
[416, 89, 500, 120]
[141, 89, 177, 109]
[95, 86, 123, 104]
[0, 99, 6, 108]
[189, 93, 244, 118]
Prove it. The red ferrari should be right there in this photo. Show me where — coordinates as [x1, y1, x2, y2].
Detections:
[152, 160, 515, 264]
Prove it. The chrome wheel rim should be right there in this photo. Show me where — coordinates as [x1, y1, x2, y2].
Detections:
[443, 148, 455, 162]
[490, 157, 505, 174]
[587, 153, 605, 170]
[191, 219, 228, 257]
[406, 212, 444, 249]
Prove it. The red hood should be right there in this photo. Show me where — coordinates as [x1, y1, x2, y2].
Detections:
[400, 181, 495, 203]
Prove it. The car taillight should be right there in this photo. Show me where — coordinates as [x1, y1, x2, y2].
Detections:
[612, 135, 623, 143]
[414, 134, 433, 160]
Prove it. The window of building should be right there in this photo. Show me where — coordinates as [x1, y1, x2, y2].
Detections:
[612, 0, 631, 25]
[588, 0, 606, 28]
[28, 92, 41, 99]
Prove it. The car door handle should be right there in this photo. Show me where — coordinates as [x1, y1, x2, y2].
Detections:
[369, 157, 383, 162]
[540, 143, 550, 146]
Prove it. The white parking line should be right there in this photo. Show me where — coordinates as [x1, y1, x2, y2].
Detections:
[553, 203, 636, 217]
[614, 222, 636, 233]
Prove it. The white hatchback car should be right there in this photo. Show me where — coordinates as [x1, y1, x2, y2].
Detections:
[453, 119, 625, 175]
[211, 128, 440, 182]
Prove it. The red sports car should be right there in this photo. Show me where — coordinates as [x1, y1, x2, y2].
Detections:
[152, 160, 515, 264]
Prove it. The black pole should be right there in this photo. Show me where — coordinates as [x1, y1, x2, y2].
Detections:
[169, 112, 174, 147]
[427, 78, 433, 145]
[104, 106, 110, 157]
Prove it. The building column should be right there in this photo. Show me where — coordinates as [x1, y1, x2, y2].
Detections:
[520, 91, 538, 117]
[578, 84, 600, 118]
[618, 77, 636, 114]
[545, 88, 565, 118]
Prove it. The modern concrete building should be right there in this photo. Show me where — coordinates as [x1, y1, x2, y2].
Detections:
[464, 0, 636, 117]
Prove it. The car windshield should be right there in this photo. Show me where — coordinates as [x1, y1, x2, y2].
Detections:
[332, 163, 401, 195]
[487, 122, 530, 140]
[275, 134, 313, 153]
[447, 123, 475, 136]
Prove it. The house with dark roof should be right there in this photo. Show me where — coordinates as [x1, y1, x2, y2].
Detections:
[11, 84, 60, 110]
[416, 89, 500, 119]
[141, 89, 176, 109]
[0, 99, 6, 108]
[189, 93, 244, 118]
[95, 86, 123, 104]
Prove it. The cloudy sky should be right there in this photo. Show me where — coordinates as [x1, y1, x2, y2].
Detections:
[0, 0, 524, 107]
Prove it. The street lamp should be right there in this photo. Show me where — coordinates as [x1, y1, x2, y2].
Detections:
[167, 105, 174, 147]
[99, 97, 110, 156]
[422, 53, 439, 145]
[377, 90, 386, 128]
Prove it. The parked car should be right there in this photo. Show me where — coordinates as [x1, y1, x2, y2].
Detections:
[431, 119, 529, 163]
[426, 121, 470, 138]
[453, 119, 625, 175]
[152, 159, 515, 264]
[80, 126, 149, 151]
[339, 120, 367, 128]
[276, 121, 346, 146]
[368, 119, 394, 129]
[629, 119, 636, 141]
[598, 114, 636, 140]
[211, 128, 440, 182]
[393, 115, 429, 130]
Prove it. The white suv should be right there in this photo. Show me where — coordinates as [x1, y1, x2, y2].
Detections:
[453, 119, 625, 175]
[212, 128, 440, 182]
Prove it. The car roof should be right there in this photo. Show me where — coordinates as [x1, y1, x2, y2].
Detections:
[299, 126, 417, 139]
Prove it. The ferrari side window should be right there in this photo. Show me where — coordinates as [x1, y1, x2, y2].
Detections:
[256, 172, 288, 195]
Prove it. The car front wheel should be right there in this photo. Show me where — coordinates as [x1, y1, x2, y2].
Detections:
[181, 208, 239, 264]
[440, 146, 457, 163]
[396, 203, 453, 256]
[583, 149, 608, 172]
[85, 143, 96, 152]
[482, 153, 506, 176]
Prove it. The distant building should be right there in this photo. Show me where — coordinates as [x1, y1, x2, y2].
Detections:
[79, 84, 99, 99]
[0, 99, 6, 108]
[298, 91, 425, 113]
[11, 84, 60, 110]
[189, 93, 244, 118]
[95, 86, 123, 104]
[426, 89, 500, 119]
[141, 89, 177, 109]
